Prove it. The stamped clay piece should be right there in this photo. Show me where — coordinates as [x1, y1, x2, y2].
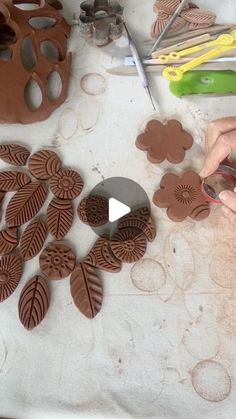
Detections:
[28, 150, 61, 180]
[20, 218, 48, 261]
[0, 171, 31, 191]
[70, 263, 103, 319]
[0, 144, 30, 166]
[118, 207, 156, 242]
[110, 228, 147, 263]
[181, 8, 216, 25]
[0, 191, 5, 210]
[136, 120, 193, 164]
[84, 235, 122, 273]
[50, 169, 84, 200]
[0, 1, 72, 124]
[0, 227, 18, 255]
[0, 253, 23, 303]
[5, 182, 48, 227]
[39, 242, 76, 280]
[78, 195, 109, 227]
[153, 171, 210, 222]
[18, 275, 50, 330]
[47, 197, 73, 240]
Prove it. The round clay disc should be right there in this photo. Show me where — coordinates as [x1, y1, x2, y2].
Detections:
[39, 242, 76, 280]
[50, 169, 84, 200]
[110, 228, 147, 263]
[28, 150, 61, 180]
[77, 195, 109, 227]
[0, 253, 23, 303]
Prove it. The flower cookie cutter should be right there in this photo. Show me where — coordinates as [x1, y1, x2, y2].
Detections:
[75, 0, 124, 46]
[202, 165, 236, 204]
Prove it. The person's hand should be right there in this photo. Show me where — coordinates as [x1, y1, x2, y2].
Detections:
[199, 117, 236, 222]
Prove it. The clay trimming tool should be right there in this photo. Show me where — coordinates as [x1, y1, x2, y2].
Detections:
[202, 165, 236, 204]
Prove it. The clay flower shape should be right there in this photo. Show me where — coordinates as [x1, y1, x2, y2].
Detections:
[153, 171, 210, 222]
[136, 119, 193, 164]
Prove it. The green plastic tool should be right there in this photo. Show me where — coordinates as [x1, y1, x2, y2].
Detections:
[169, 70, 236, 97]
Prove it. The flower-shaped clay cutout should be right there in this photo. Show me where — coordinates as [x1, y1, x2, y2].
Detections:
[153, 171, 210, 222]
[136, 119, 193, 164]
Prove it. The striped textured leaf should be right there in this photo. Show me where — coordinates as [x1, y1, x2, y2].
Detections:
[0, 144, 30, 166]
[0, 227, 18, 255]
[5, 182, 48, 227]
[47, 197, 73, 240]
[70, 263, 103, 319]
[18, 275, 50, 330]
[0, 171, 31, 191]
[20, 218, 48, 261]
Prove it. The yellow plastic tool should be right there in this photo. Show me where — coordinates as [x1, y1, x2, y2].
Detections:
[162, 30, 236, 82]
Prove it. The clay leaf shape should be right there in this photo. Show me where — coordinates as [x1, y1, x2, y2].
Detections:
[20, 218, 48, 261]
[0, 171, 31, 191]
[0, 144, 30, 166]
[47, 197, 73, 240]
[84, 235, 122, 273]
[5, 182, 48, 227]
[0, 227, 18, 255]
[0, 253, 23, 303]
[18, 275, 50, 330]
[70, 263, 103, 319]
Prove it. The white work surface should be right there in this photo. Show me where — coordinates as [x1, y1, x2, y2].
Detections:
[1, 1, 236, 418]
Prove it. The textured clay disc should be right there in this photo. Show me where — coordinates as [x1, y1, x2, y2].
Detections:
[110, 228, 147, 263]
[0, 253, 23, 303]
[118, 207, 156, 242]
[77, 195, 109, 227]
[28, 150, 61, 180]
[39, 242, 76, 280]
[50, 169, 84, 200]
[0, 227, 18, 255]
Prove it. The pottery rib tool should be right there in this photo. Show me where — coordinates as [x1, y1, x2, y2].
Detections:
[151, 34, 213, 58]
[123, 22, 156, 111]
[148, 0, 189, 56]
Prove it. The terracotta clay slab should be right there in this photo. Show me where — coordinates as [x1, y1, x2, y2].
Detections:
[110, 227, 147, 263]
[50, 169, 84, 200]
[153, 171, 210, 222]
[39, 242, 76, 280]
[78, 195, 109, 227]
[70, 263, 103, 319]
[0, 144, 30, 166]
[20, 218, 48, 261]
[0, 253, 23, 303]
[0, 171, 31, 191]
[118, 207, 156, 242]
[0, 191, 5, 209]
[47, 197, 73, 240]
[0, 227, 18, 255]
[18, 275, 50, 330]
[5, 182, 48, 227]
[136, 119, 193, 164]
[28, 150, 61, 180]
[84, 235, 122, 273]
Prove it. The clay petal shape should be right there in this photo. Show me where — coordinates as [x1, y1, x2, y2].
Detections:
[5, 182, 48, 227]
[0, 144, 30, 166]
[20, 218, 48, 261]
[84, 236, 122, 273]
[70, 263, 103, 319]
[189, 203, 211, 221]
[167, 204, 190, 222]
[28, 150, 61, 180]
[136, 120, 164, 149]
[0, 227, 18, 255]
[0, 171, 31, 191]
[18, 275, 50, 330]
[0, 254, 23, 303]
[47, 197, 73, 240]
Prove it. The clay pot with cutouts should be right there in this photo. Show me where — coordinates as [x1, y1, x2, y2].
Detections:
[0, 0, 71, 124]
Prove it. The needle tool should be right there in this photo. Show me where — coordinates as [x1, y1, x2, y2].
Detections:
[123, 22, 156, 111]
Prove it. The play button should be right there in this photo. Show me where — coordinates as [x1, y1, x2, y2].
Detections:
[109, 198, 130, 222]
[79, 177, 151, 237]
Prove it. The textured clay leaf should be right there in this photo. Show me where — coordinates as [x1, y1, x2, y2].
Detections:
[18, 275, 50, 330]
[0, 227, 18, 255]
[5, 182, 48, 227]
[47, 197, 73, 240]
[20, 218, 48, 261]
[0, 191, 5, 210]
[0, 171, 31, 191]
[0, 144, 30, 166]
[0, 254, 23, 303]
[70, 263, 103, 319]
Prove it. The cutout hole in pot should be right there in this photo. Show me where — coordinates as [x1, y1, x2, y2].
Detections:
[46, 71, 62, 101]
[40, 40, 59, 61]
[25, 79, 42, 111]
[13, 1, 41, 11]
[29, 17, 56, 29]
[21, 36, 36, 70]
[0, 48, 12, 61]
[0, 25, 16, 46]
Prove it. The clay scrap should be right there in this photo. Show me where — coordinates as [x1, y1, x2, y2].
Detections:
[136, 119, 193, 164]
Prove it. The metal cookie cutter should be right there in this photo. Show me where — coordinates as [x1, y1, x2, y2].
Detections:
[78, 0, 124, 46]
[202, 165, 236, 204]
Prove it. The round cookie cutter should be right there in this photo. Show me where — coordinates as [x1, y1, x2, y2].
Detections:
[202, 165, 236, 204]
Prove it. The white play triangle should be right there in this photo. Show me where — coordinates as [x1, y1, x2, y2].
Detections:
[109, 198, 131, 222]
